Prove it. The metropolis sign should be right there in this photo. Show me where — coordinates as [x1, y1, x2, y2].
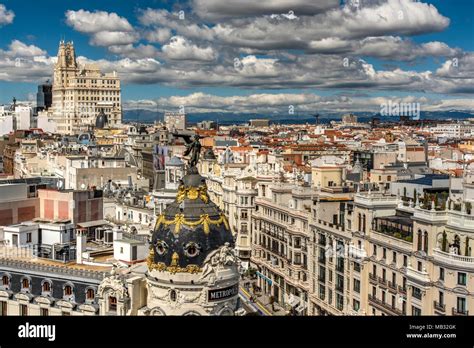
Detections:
[208, 284, 239, 302]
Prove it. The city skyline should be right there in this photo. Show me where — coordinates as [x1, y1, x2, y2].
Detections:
[0, 0, 473, 116]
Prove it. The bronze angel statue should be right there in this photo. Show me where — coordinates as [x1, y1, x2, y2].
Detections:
[173, 133, 202, 168]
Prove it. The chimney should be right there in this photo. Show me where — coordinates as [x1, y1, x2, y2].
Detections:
[76, 228, 87, 264]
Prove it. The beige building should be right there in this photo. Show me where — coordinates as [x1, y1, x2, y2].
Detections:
[312, 166, 343, 188]
[250, 179, 474, 316]
[43, 41, 122, 135]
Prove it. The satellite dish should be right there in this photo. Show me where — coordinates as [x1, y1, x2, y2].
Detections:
[56, 181, 64, 190]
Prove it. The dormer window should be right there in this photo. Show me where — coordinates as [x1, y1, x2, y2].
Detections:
[64, 285, 73, 296]
[2, 275, 9, 287]
[86, 288, 95, 300]
[42, 281, 51, 293]
[22, 278, 30, 290]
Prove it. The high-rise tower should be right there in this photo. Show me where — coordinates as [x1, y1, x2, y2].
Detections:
[48, 41, 122, 134]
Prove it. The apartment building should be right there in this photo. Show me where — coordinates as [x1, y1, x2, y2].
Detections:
[250, 179, 474, 316]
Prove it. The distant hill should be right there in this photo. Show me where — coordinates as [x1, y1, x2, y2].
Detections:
[123, 109, 474, 125]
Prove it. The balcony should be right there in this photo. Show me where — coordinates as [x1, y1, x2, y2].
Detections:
[372, 216, 413, 242]
[369, 273, 377, 284]
[388, 281, 397, 291]
[406, 267, 431, 286]
[452, 308, 469, 316]
[368, 294, 403, 315]
[433, 301, 445, 313]
[378, 277, 388, 288]
[433, 248, 474, 271]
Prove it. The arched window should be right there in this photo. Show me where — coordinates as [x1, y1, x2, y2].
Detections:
[362, 214, 366, 233]
[22, 278, 30, 289]
[358, 213, 362, 232]
[2, 275, 9, 286]
[86, 288, 95, 300]
[64, 285, 73, 296]
[387, 175, 392, 182]
[423, 232, 429, 253]
[417, 230, 422, 251]
[42, 281, 51, 293]
[108, 296, 117, 311]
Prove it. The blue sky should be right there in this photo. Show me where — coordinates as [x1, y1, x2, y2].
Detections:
[0, 0, 473, 114]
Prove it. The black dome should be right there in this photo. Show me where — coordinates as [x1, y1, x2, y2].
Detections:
[95, 109, 108, 129]
[149, 171, 233, 273]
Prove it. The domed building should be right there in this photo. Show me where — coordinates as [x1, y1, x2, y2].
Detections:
[143, 167, 240, 315]
[96, 137, 241, 316]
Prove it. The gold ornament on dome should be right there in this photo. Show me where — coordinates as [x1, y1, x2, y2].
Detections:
[147, 248, 201, 274]
[154, 212, 229, 235]
[176, 185, 209, 203]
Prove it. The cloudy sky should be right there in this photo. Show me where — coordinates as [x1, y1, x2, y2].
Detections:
[0, 0, 473, 115]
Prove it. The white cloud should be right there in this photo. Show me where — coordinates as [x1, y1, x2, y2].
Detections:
[66, 10, 138, 47]
[124, 92, 474, 114]
[0, 3, 14, 26]
[65, 9, 133, 33]
[162, 36, 217, 61]
[145, 28, 173, 43]
[4, 40, 47, 57]
[192, 0, 340, 20]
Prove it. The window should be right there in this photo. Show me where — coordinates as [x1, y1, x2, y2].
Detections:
[412, 306, 421, 316]
[86, 288, 95, 300]
[353, 262, 360, 273]
[64, 285, 73, 296]
[22, 278, 29, 289]
[354, 279, 360, 293]
[392, 251, 397, 264]
[412, 287, 422, 300]
[20, 304, 28, 316]
[319, 284, 325, 301]
[42, 281, 51, 293]
[458, 272, 467, 286]
[27, 233, 32, 243]
[439, 267, 445, 281]
[403, 255, 408, 267]
[373, 245, 377, 257]
[41, 308, 49, 316]
[353, 299, 360, 311]
[417, 230, 422, 251]
[108, 296, 117, 312]
[423, 232, 428, 253]
[336, 293, 344, 310]
[417, 261, 422, 272]
[438, 291, 444, 306]
[383, 248, 386, 259]
[457, 297, 466, 314]
[120, 247, 124, 254]
[2, 275, 9, 286]
[0, 301, 7, 316]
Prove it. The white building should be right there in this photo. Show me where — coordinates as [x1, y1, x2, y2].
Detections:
[164, 112, 186, 131]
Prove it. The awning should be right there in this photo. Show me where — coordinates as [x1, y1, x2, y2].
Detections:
[77, 220, 111, 228]
[256, 271, 273, 285]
